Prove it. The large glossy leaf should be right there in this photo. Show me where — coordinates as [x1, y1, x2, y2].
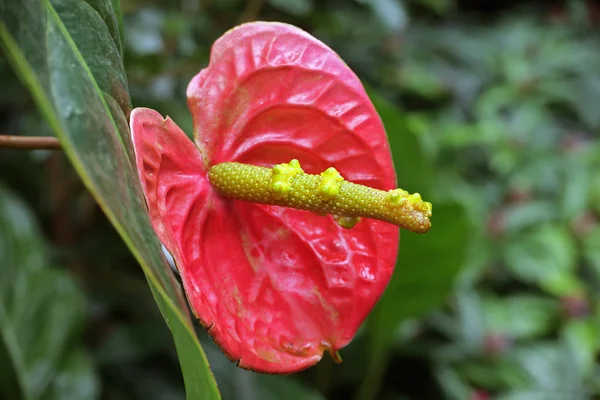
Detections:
[0, 0, 219, 398]
[357, 91, 469, 400]
[0, 184, 99, 400]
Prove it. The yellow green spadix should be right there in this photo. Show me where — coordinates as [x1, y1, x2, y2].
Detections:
[208, 159, 432, 233]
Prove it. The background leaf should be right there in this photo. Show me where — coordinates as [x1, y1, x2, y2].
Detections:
[482, 295, 558, 340]
[356, 91, 470, 400]
[504, 224, 580, 296]
[0, 0, 219, 398]
[0, 184, 99, 400]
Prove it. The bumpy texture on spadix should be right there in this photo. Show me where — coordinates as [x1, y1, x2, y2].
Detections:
[131, 22, 401, 374]
[209, 160, 432, 233]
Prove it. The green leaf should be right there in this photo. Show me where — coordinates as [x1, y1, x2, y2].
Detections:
[366, 92, 464, 343]
[354, 201, 467, 398]
[95, 323, 170, 366]
[482, 295, 558, 340]
[201, 341, 326, 400]
[504, 225, 580, 296]
[399, 63, 448, 99]
[456, 357, 528, 391]
[358, 88, 469, 400]
[370, 202, 469, 344]
[560, 155, 590, 220]
[562, 320, 599, 376]
[506, 343, 588, 398]
[500, 201, 557, 234]
[0, 1, 220, 398]
[0, 184, 99, 400]
[588, 171, 600, 215]
[362, 0, 408, 32]
[497, 389, 587, 400]
[255, 375, 326, 400]
[267, 0, 314, 16]
[435, 367, 473, 400]
[43, 350, 99, 400]
[367, 89, 435, 194]
[413, 0, 454, 15]
[583, 226, 600, 276]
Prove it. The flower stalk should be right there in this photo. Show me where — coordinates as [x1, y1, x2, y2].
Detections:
[209, 159, 432, 233]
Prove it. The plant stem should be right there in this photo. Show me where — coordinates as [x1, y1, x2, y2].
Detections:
[0, 135, 61, 150]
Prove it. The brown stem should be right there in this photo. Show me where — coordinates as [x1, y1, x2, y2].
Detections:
[0, 135, 61, 150]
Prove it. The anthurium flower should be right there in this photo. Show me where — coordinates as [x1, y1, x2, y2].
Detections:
[130, 22, 432, 374]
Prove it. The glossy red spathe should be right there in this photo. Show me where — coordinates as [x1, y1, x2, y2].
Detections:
[131, 22, 399, 373]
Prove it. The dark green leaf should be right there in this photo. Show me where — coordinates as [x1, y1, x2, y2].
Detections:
[267, 0, 314, 16]
[0, 184, 99, 400]
[201, 340, 326, 400]
[413, 0, 454, 15]
[43, 350, 99, 400]
[367, 89, 435, 194]
[508, 344, 588, 398]
[562, 320, 599, 376]
[353, 201, 467, 399]
[503, 225, 580, 295]
[501, 201, 557, 234]
[355, 90, 469, 400]
[456, 357, 528, 391]
[435, 367, 473, 400]
[362, 0, 407, 31]
[255, 375, 326, 400]
[95, 323, 170, 366]
[365, 91, 465, 347]
[482, 295, 558, 340]
[561, 156, 590, 220]
[370, 201, 470, 345]
[0, 1, 219, 398]
[589, 171, 600, 215]
[583, 226, 600, 276]
[497, 390, 587, 400]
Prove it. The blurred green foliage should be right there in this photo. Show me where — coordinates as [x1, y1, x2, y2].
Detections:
[1, 0, 600, 399]
[0, 184, 98, 400]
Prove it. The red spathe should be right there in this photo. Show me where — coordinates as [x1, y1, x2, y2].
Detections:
[130, 22, 399, 374]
